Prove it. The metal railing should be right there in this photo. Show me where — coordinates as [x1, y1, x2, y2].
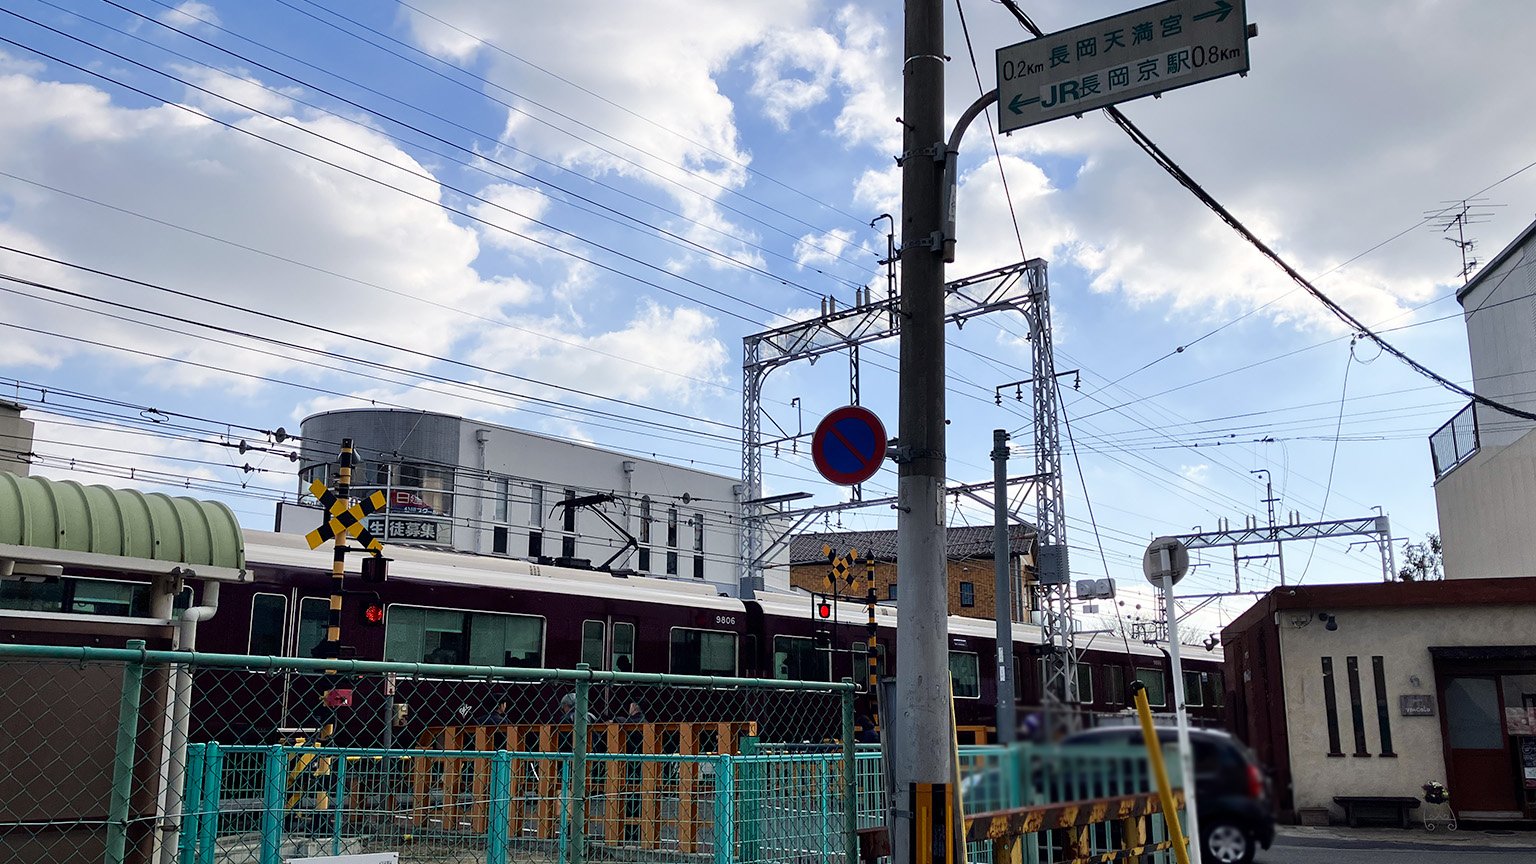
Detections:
[1430, 402, 1479, 479]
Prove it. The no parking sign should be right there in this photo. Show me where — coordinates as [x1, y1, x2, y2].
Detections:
[811, 406, 887, 486]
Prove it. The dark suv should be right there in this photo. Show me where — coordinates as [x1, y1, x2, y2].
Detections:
[1061, 726, 1276, 864]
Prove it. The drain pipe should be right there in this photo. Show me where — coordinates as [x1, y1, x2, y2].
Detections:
[157, 579, 220, 864]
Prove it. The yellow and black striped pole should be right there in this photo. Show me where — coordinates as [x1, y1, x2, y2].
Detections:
[1132, 680, 1193, 864]
[325, 438, 354, 660]
[865, 555, 879, 738]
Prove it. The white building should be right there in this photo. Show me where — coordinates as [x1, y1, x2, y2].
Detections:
[1431, 218, 1536, 579]
[290, 409, 787, 597]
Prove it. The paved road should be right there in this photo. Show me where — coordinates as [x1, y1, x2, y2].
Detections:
[1258, 831, 1536, 863]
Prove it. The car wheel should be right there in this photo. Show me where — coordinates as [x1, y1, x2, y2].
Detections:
[1201, 822, 1254, 864]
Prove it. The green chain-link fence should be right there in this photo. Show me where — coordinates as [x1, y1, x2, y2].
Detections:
[0, 642, 856, 864]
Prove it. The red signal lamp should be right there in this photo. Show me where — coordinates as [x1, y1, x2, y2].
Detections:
[363, 603, 385, 625]
[817, 601, 832, 619]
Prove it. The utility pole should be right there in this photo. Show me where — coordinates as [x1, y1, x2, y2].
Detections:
[893, 0, 952, 860]
[992, 429, 1016, 743]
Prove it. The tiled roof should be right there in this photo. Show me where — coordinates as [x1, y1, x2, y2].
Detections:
[789, 523, 1036, 564]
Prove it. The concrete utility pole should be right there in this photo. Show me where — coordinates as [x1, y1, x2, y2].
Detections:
[893, 0, 951, 860]
[992, 429, 1017, 743]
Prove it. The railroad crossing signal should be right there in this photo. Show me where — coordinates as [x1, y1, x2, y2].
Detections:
[823, 545, 861, 590]
[304, 479, 387, 553]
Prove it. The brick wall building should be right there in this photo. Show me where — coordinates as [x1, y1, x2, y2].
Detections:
[787, 525, 1037, 621]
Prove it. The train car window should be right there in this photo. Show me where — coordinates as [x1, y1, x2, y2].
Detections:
[385, 605, 545, 667]
[1135, 668, 1167, 707]
[851, 642, 887, 684]
[297, 597, 330, 658]
[1206, 671, 1225, 707]
[669, 627, 737, 676]
[1183, 670, 1204, 707]
[772, 635, 830, 682]
[248, 593, 288, 656]
[581, 620, 606, 669]
[0, 579, 65, 612]
[69, 580, 137, 616]
[1077, 665, 1094, 704]
[612, 623, 635, 673]
[1105, 665, 1127, 706]
[949, 651, 981, 699]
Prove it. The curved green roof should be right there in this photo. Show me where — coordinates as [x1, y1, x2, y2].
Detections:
[0, 474, 244, 570]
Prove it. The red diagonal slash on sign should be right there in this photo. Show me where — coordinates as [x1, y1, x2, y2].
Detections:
[812, 405, 887, 486]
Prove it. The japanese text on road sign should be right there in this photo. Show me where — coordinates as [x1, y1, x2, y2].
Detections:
[996, 0, 1249, 133]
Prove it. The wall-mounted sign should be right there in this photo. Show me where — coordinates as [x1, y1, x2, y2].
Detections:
[1400, 694, 1435, 717]
[365, 516, 450, 544]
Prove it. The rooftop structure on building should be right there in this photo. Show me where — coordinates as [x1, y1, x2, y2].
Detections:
[290, 408, 785, 597]
[1429, 216, 1536, 578]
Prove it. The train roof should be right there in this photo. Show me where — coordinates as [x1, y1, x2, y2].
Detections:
[241, 529, 743, 612]
[753, 587, 1221, 662]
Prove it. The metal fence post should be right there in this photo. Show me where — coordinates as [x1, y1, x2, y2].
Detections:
[260, 745, 287, 864]
[197, 743, 221, 864]
[331, 752, 347, 855]
[105, 638, 147, 864]
[713, 755, 735, 864]
[841, 680, 857, 864]
[486, 750, 512, 864]
[570, 665, 590, 864]
[177, 744, 205, 864]
[177, 743, 205, 864]
[739, 737, 761, 864]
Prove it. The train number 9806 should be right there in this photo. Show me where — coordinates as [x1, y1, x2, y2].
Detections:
[715, 615, 737, 626]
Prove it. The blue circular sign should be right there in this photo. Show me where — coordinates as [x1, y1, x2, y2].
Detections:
[812, 406, 888, 486]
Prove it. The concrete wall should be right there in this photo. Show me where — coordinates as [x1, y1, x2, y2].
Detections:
[1436, 428, 1536, 579]
[1276, 602, 1534, 815]
[1461, 231, 1536, 448]
[0, 402, 34, 476]
[462, 422, 750, 596]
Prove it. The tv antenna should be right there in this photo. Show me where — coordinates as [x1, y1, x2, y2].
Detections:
[1425, 198, 1504, 284]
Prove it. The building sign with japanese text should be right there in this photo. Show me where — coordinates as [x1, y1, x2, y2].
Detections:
[996, 0, 1249, 133]
[365, 515, 451, 545]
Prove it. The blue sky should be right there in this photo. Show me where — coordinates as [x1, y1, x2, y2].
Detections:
[1, 0, 1533, 633]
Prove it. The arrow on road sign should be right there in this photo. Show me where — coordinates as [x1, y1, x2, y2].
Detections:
[1193, 0, 1233, 23]
[1008, 93, 1039, 115]
[305, 479, 386, 553]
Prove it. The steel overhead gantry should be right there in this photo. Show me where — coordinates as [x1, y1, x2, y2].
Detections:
[1169, 512, 1397, 590]
[738, 259, 1044, 595]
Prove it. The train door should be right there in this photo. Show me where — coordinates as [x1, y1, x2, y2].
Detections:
[578, 618, 638, 673]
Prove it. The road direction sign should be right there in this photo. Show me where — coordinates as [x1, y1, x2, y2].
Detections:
[1143, 536, 1190, 587]
[996, 0, 1250, 133]
[811, 405, 887, 486]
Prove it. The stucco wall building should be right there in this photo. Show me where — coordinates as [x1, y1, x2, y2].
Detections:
[1223, 579, 1536, 824]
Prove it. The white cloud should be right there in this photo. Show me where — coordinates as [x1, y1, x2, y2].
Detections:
[794, 227, 857, 269]
[173, 65, 300, 117]
[1179, 463, 1210, 484]
[160, 1, 221, 29]
[0, 68, 501, 389]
